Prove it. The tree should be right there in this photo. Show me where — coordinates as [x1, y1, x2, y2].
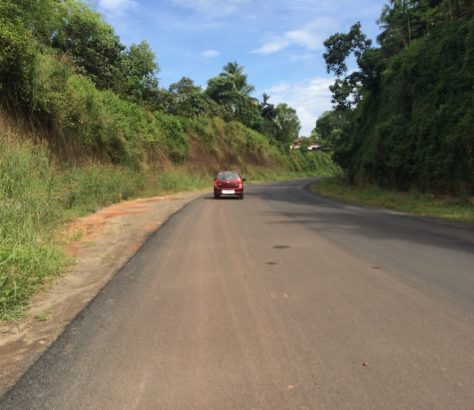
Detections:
[273, 103, 301, 144]
[206, 63, 263, 130]
[321, 0, 474, 193]
[258, 93, 279, 137]
[323, 22, 380, 110]
[167, 77, 218, 117]
[440, 0, 474, 19]
[312, 111, 349, 150]
[52, 0, 125, 89]
[377, 0, 418, 53]
[0, 0, 36, 105]
[206, 75, 240, 113]
[237, 97, 264, 131]
[116, 41, 159, 103]
[219, 61, 255, 96]
[376, 0, 473, 53]
[260, 93, 277, 121]
[11, 0, 60, 45]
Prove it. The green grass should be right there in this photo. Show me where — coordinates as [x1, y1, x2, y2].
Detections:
[240, 151, 342, 183]
[311, 177, 474, 223]
[0, 135, 66, 319]
[0, 134, 210, 320]
[142, 168, 210, 195]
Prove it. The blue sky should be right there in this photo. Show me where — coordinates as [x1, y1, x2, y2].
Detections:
[95, 0, 387, 135]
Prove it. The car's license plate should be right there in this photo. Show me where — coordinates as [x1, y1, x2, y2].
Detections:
[222, 189, 235, 194]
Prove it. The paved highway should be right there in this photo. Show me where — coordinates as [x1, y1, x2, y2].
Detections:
[2, 179, 474, 409]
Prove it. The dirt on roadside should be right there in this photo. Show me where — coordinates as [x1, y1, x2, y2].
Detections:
[0, 190, 205, 395]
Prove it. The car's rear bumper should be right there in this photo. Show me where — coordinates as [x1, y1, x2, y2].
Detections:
[214, 188, 243, 197]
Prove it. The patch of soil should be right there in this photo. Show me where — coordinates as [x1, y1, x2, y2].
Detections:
[0, 190, 204, 395]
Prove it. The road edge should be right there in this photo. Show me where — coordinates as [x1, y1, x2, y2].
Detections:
[0, 191, 204, 397]
[304, 179, 474, 230]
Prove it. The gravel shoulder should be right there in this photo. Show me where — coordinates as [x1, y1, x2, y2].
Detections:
[0, 190, 204, 395]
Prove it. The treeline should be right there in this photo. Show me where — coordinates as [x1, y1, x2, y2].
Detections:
[312, 0, 473, 194]
[0, 0, 302, 168]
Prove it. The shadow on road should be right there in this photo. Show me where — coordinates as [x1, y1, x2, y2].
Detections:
[246, 178, 474, 255]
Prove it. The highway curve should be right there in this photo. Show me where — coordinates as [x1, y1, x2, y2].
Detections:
[2, 179, 474, 409]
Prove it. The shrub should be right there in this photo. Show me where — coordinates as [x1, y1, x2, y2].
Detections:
[155, 112, 188, 162]
[0, 15, 36, 105]
[0, 133, 64, 317]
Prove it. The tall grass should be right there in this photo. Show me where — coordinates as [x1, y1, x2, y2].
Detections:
[0, 132, 224, 319]
[144, 169, 209, 194]
[312, 177, 474, 223]
[0, 134, 64, 318]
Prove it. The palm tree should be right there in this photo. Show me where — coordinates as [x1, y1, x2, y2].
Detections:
[377, 0, 416, 49]
[219, 61, 255, 96]
[441, 0, 473, 19]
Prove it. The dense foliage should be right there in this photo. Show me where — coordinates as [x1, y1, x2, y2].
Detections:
[316, 0, 473, 194]
[0, 0, 302, 167]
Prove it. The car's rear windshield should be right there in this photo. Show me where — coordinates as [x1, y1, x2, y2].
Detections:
[217, 172, 240, 180]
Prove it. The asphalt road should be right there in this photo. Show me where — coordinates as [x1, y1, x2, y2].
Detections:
[2, 179, 474, 409]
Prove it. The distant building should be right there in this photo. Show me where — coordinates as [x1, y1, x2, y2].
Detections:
[307, 144, 320, 151]
[290, 138, 305, 150]
[290, 138, 320, 151]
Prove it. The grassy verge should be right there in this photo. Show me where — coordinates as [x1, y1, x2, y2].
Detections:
[0, 135, 207, 320]
[311, 177, 474, 223]
[1, 135, 65, 319]
[243, 151, 341, 183]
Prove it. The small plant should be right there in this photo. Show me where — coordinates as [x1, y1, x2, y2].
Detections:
[35, 311, 50, 321]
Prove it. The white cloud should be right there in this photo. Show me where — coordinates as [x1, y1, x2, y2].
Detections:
[253, 38, 290, 55]
[288, 52, 317, 63]
[201, 49, 220, 58]
[98, 0, 137, 14]
[169, 0, 251, 16]
[253, 17, 338, 55]
[267, 77, 334, 136]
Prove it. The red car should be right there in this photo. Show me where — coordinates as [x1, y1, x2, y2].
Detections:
[213, 171, 245, 199]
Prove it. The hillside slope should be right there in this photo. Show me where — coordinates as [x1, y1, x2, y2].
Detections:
[349, 16, 473, 193]
[322, 6, 473, 196]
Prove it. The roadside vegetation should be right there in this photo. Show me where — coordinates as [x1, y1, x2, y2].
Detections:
[311, 1, 473, 196]
[0, 128, 334, 320]
[0, 0, 306, 167]
[0, 0, 342, 318]
[311, 178, 474, 223]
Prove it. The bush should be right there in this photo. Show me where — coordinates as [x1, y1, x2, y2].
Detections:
[155, 112, 188, 162]
[59, 164, 145, 213]
[0, 16, 36, 105]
